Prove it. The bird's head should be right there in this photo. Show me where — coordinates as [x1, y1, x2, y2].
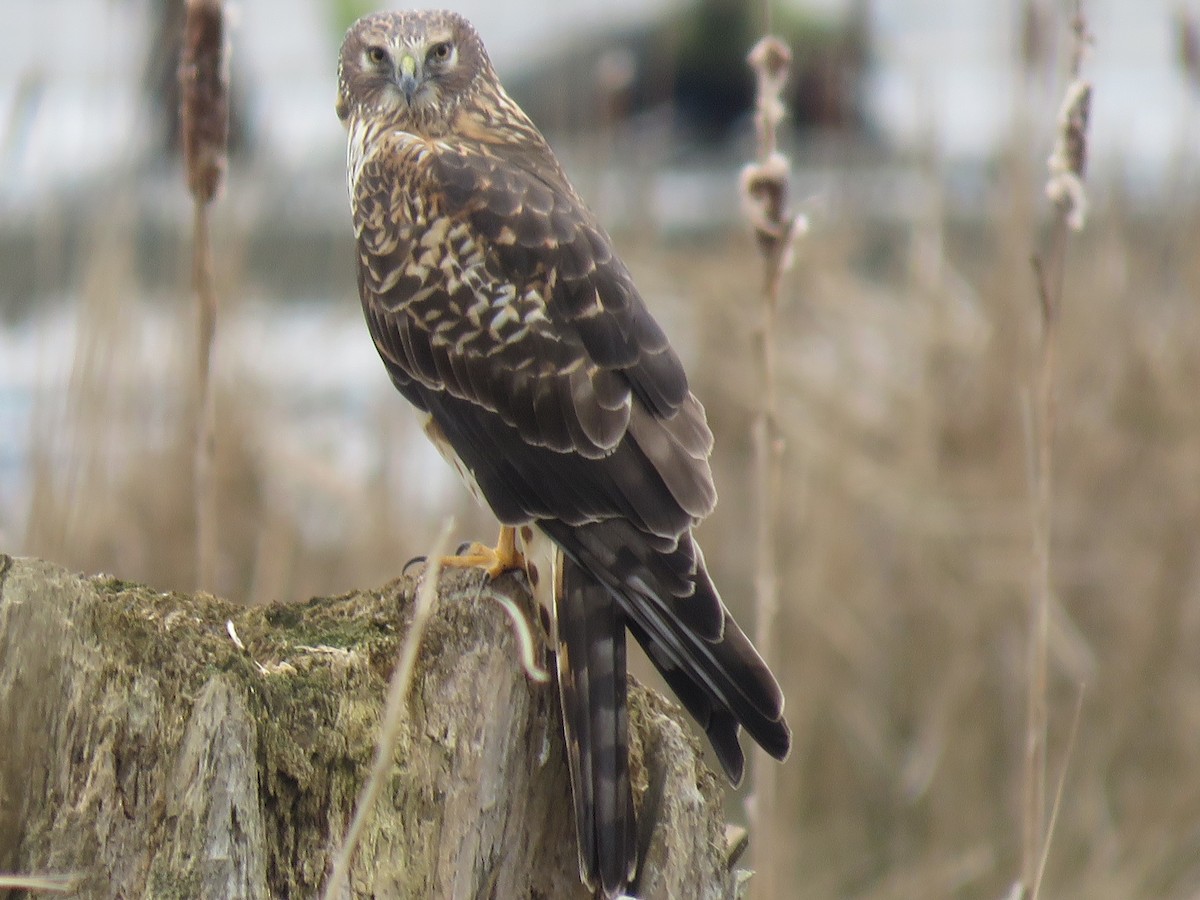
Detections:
[336, 9, 490, 133]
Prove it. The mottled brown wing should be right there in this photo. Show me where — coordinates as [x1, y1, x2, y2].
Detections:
[353, 137, 717, 538]
[354, 134, 790, 857]
[433, 142, 690, 420]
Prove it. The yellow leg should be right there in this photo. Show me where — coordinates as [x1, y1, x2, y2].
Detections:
[440, 525, 525, 579]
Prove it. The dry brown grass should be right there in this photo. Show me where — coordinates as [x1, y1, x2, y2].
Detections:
[20, 191, 1200, 900]
[674, 198, 1200, 897]
[10, 18, 1200, 900]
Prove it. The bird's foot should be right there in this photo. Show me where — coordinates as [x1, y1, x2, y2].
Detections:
[439, 525, 525, 579]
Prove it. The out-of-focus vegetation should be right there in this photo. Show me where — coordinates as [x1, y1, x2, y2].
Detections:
[6, 2, 1200, 898]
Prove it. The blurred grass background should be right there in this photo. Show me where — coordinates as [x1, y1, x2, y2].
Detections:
[3, 0, 1200, 897]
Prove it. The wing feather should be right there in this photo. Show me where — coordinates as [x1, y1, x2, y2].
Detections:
[353, 137, 715, 525]
[432, 142, 691, 418]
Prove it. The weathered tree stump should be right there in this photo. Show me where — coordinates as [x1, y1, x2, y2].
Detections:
[0, 555, 740, 898]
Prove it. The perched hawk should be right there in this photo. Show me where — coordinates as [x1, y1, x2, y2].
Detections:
[337, 10, 790, 896]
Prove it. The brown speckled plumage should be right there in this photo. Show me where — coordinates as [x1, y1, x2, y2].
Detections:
[337, 11, 790, 896]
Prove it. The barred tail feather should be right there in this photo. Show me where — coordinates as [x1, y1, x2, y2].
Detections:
[542, 519, 791, 785]
[556, 558, 637, 897]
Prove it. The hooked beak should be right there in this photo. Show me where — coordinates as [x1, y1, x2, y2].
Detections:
[397, 53, 419, 105]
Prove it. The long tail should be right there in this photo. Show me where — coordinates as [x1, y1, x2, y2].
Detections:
[526, 517, 790, 897]
[541, 518, 791, 785]
[555, 556, 637, 897]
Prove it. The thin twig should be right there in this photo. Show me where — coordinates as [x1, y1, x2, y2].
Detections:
[1020, 5, 1091, 895]
[1032, 684, 1086, 900]
[323, 518, 455, 900]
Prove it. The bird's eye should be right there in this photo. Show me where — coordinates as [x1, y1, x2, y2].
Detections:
[429, 42, 452, 62]
[366, 46, 388, 65]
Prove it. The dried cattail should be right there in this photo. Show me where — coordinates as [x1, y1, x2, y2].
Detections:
[179, 0, 229, 204]
[1044, 14, 1093, 231]
[740, 36, 806, 278]
[1022, 11, 1092, 896]
[747, 36, 791, 158]
[180, 0, 229, 589]
[739, 32, 803, 900]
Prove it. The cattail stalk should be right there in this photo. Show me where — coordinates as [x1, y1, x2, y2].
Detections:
[179, 0, 229, 590]
[1020, 6, 1091, 899]
[740, 32, 805, 898]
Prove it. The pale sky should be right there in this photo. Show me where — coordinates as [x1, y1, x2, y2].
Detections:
[0, 0, 1196, 197]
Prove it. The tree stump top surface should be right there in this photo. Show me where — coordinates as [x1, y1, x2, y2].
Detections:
[0, 554, 737, 899]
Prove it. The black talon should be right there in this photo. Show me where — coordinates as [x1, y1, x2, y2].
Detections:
[455, 540, 474, 555]
[402, 555, 426, 575]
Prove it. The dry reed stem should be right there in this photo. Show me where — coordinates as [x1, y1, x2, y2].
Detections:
[179, 0, 229, 590]
[1031, 684, 1085, 899]
[191, 201, 219, 590]
[323, 518, 455, 900]
[1020, 6, 1091, 898]
[741, 31, 804, 899]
